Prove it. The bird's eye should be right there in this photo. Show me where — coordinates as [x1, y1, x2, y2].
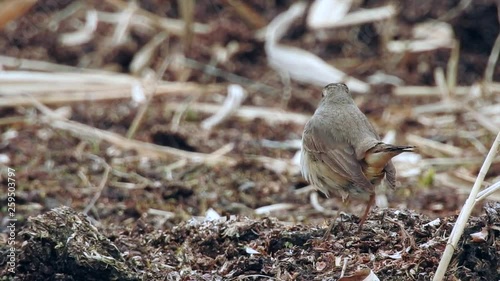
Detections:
[322, 91, 326, 98]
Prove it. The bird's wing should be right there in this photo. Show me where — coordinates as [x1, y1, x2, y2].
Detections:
[302, 120, 373, 192]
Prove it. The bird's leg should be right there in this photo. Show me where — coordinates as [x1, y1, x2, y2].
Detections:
[358, 193, 376, 231]
[323, 199, 349, 240]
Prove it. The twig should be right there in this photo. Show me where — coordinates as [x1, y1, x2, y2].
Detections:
[82, 154, 112, 215]
[433, 131, 500, 281]
[475, 180, 500, 202]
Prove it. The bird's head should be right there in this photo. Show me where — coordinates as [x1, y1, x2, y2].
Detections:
[320, 83, 354, 105]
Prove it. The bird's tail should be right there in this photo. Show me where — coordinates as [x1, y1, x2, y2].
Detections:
[364, 143, 416, 167]
[379, 144, 416, 153]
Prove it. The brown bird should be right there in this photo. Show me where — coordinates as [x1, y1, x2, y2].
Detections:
[301, 83, 415, 234]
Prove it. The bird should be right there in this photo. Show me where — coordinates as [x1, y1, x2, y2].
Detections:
[300, 83, 415, 235]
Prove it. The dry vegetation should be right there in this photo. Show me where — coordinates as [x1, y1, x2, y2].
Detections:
[0, 0, 499, 280]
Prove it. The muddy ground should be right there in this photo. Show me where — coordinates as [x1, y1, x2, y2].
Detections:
[0, 0, 499, 280]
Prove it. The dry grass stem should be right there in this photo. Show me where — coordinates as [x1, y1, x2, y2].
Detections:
[417, 115, 457, 127]
[163, 159, 188, 180]
[434, 173, 500, 202]
[458, 131, 489, 154]
[182, 58, 279, 94]
[308, 0, 395, 29]
[309, 192, 337, 216]
[222, 0, 267, 29]
[30, 98, 237, 166]
[439, 0, 473, 21]
[147, 208, 176, 220]
[129, 32, 168, 75]
[177, 0, 194, 52]
[306, 0, 352, 29]
[485, 33, 500, 83]
[328, 5, 395, 28]
[104, 0, 210, 36]
[170, 95, 199, 132]
[476, 180, 500, 202]
[0, 70, 138, 84]
[82, 155, 111, 215]
[109, 2, 135, 46]
[0, 70, 223, 106]
[420, 156, 500, 168]
[126, 70, 156, 138]
[254, 203, 296, 215]
[253, 155, 300, 175]
[294, 185, 315, 195]
[463, 105, 500, 134]
[447, 40, 460, 94]
[434, 67, 450, 99]
[165, 102, 310, 125]
[411, 101, 462, 116]
[127, 56, 171, 139]
[406, 134, 463, 157]
[201, 84, 247, 130]
[387, 21, 454, 53]
[59, 9, 98, 46]
[433, 131, 500, 280]
[0, 55, 107, 72]
[392, 85, 500, 97]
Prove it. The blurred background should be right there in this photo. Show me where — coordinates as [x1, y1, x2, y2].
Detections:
[1, 0, 500, 280]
